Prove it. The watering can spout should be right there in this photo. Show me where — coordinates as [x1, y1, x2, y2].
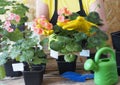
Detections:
[84, 59, 97, 72]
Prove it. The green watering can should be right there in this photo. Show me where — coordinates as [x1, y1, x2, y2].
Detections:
[84, 47, 118, 85]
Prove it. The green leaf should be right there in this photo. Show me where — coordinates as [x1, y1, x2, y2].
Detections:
[21, 38, 37, 50]
[89, 26, 98, 34]
[50, 40, 64, 51]
[85, 11, 103, 25]
[60, 48, 69, 54]
[32, 57, 47, 65]
[53, 25, 63, 34]
[19, 50, 34, 63]
[86, 26, 108, 49]
[9, 48, 21, 59]
[87, 36, 107, 49]
[4, 28, 23, 41]
[64, 54, 76, 62]
[0, 65, 6, 80]
[0, 52, 8, 65]
[73, 32, 87, 42]
[56, 36, 71, 42]
[0, 0, 13, 6]
[12, 3, 29, 17]
[0, 8, 8, 14]
[40, 38, 49, 46]
[69, 12, 79, 20]
[34, 49, 46, 58]
[66, 42, 82, 52]
[96, 29, 108, 40]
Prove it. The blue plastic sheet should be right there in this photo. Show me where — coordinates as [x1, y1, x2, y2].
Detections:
[61, 71, 94, 82]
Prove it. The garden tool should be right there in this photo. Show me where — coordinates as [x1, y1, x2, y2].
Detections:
[84, 47, 118, 85]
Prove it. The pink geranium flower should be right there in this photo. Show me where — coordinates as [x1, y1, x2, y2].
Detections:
[7, 13, 16, 20]
[3, 21, 11, 29]
[7, 13, 20, 22]
[15, 15, 20, 22]
[64, 7, 72, 16]
[3, 13, 21, 32]
[58, 7, 72, 16]
[58, 15, 65, 22]
[7, 27, 14, 32]
[57, 7, 72, 23]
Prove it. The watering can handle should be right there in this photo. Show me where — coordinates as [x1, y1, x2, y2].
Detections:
[95, 47, 115, 63]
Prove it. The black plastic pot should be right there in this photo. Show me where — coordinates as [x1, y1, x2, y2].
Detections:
[56, 55, 77, 74]
[115, 50, 120, 76]
[32, 64, 46, 74]
[4, 60, 22, 77]
[23, 66, 44, 85]
[111, 31, 120, 50]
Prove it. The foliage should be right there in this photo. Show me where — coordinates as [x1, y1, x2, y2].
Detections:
[0, 66, 6, 80]
[0, 29, 47, 71]
[32, 7, 108, 62]
[0, 28, 47, 79]
[0, 0, 29, 42]
[0, 0, 46, 71]
[0, 0, 29, 26]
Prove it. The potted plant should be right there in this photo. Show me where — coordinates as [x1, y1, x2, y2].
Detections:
[32, 8, 108, 74]
[0, 18, 24, 77]
[5, 27, 47, 85]
[0, 0, 29, 78]
[0, 28, 24, 77]
[0, 28, 47, 84]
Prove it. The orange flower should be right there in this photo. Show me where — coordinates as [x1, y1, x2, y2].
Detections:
[33, 27, 44, 35]
[44, 23, 53, 30]
[58, 7, 72, 16]
[32, 15, 53, 35]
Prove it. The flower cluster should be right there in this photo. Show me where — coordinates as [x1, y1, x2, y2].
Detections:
[32, 15, 53, 35]
[57, 7, 72, 22]
[3, 13, 20, 32]
[56, 7, 97, 36]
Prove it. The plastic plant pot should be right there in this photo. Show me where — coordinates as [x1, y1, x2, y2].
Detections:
[111, 31, 120, 50]
[56, 55, 77, 74]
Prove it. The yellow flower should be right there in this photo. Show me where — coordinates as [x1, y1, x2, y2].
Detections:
[43, 30, 53, 36]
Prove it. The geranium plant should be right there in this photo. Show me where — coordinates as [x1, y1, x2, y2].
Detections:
[0, 28, 47, 71]
[0, 0, 29, 54]
[32, 7, 108, 62]
[0, 0, 29, 41]
[9, 29, 47, 70]
[0, 0, 29, 26]
[0, 0, 45, 78]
